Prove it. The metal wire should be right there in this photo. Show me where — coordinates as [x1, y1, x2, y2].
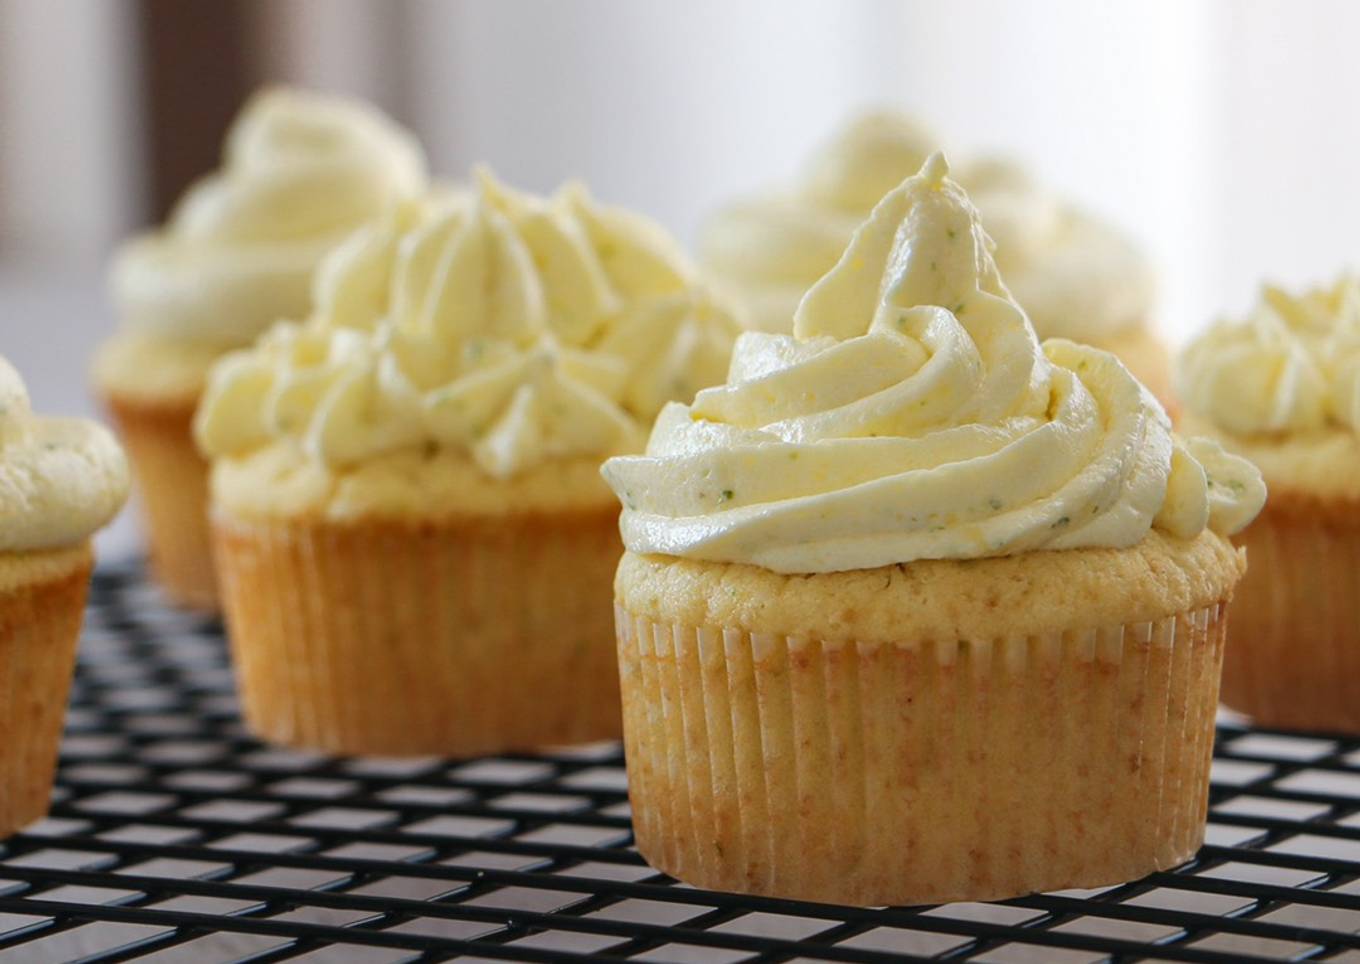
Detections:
[0, 563, 1356, 962]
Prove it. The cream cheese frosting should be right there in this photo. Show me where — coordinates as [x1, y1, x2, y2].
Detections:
[699, 111, 1153, 340]
[0, 357, 129, 552]
[110, 87, 427, 351]
[1179, 273, 1360, 437]
[195, 170, 740, 481]
[604, 155, 1262, 574]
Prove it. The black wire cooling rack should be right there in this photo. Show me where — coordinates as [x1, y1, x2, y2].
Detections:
[0, 563, 1357, 963]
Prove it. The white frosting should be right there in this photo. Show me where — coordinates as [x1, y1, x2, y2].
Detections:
[111, 87, 426, 349]
[196, 172, 739, 481]
[606, 156, 1261, 573]
[1180, 274, 1360, 436]
[0, 357, 129, 552]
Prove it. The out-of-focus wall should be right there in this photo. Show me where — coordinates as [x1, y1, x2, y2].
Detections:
[401, 0, 911, 245]
[0, 0, 142, 268]
[1215, 0, 1360, 318]
[894, 0, 1225, 341]
[256, 0, 408, 116]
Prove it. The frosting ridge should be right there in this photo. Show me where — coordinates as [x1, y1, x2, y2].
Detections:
[1179, 273, 1360, 436]
[0, 357, 129, 551]
[605, 155, 1262, 573]
[196, 171, 739, 480]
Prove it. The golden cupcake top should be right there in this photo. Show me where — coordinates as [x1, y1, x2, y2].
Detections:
[109, 87, 427, 351]
[1179, 272, 1360, 437]
[195, 169, 740, 481]
[604, 155, 1264, 574]
[618, 529, 1244, 646]
[0, 356, 129, 551]
[699, 110, 1154, 340]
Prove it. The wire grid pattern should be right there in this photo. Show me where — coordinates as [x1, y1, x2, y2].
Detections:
[0, 565, 1356, 963]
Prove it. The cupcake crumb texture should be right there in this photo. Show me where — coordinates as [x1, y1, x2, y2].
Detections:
[617, 528, 1244, 645]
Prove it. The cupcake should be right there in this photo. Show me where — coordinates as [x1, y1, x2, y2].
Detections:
[195, 170, 740, 756]
[699, 111, 1171, 404]
[603, 154, 1264, 905]
[0, 357, 128, 836]
[93, 87, 426, 609]
[1179, 273, 1360, 732]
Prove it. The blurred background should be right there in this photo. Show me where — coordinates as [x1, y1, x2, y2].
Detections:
[2, 0, 1358, 427]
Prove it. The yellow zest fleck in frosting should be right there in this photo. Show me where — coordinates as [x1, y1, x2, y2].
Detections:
[1179, 273, 1360, 436]
[0, 357, 129, 551]
[111, 87, 427, 349]
[195, 170, 740, 480]
[603, 154, 1263, 574]
[699, 110, 1153, 339]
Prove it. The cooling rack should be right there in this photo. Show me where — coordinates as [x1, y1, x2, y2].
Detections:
[0, 563, 1357, 962]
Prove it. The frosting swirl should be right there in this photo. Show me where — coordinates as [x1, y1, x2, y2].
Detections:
[604, 155, 1262, 574]
[956, 158, 1153, 341]
[196, 171, 739, 480]
[1179, 273, 1360, 436]
[111, 87, 426, 349]
[699, 110, 1153, 340]
[0, 357, 129, 552]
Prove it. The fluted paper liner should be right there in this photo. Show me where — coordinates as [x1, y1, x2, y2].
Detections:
[0, 547, 91, 837]
[616, 602, 1227, 905]
[214, 509, 623, 756]
[105, 394, 216, 610]
[1222, 506, 1360, 732]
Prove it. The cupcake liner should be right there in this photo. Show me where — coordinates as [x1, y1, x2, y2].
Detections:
[616, 601, 1228, 905]
[1221, 504, 1360, 732]
[0, 546, 91, 837]
[104, 393, 216, 610]
[213, 509, 624, 756]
